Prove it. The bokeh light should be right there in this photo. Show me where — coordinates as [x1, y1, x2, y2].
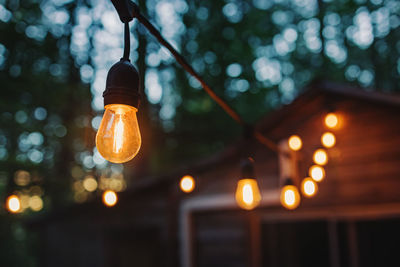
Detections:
[309, 165, 326, 182]
[321, 132, 336, 148]
[102, 190, 117, 207]
[288, 135, 302, 151]
[313, 149, 328, 165]
[280, 185, 300, 210]
[301, 177, 318, 198]
[29, 196, 43, 211]
[6, 195, 21, 213]
[83, 176, 98, 192]
[324, 113, 338, 128]
[180, 175, 195, 193]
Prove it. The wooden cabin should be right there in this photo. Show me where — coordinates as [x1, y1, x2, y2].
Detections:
[33, 81, 400, 267]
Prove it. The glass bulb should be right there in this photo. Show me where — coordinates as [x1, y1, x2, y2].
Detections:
[288, 135, 302, 151]
[180, 175, 195, 193]
[309, 165, 326, 182]
[313, 149, 328, 165]
[301, 177, 318, 198]
[96, 104, 141, 163]
[235, 179, 261, 210]
[325, 113, 338, 128]
[280, 185, 300, 210]
[103, 190, 118, 207]
[321, 132, 336, 148]
[6, 195, 21, 213]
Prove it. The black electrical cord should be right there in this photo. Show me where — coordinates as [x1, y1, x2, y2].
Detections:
[128, 3, 279, 153]
[123, 21, 130, 60]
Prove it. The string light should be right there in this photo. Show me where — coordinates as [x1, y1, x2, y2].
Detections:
[309, 165, 326, 182]
[280, 184, 301, 210]
[301, 177, 318, 197]
[288, 135, 302, 151]
[6, 195, 21, 213]
[324, 113, 338, 128]
[180, 175, 195, 193]
[102, 190, 118, 207]
[313, 149, 328, 165]
[96, 104, 141, 163]
[29, 196, 43, 211]
[321, 132, 336, 148]
[235, 158, 261, 210]
[235, 179, 261, 210]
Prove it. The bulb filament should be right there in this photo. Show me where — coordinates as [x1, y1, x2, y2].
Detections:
[243, 184, 254, 204]
[113, 116, 124, 153]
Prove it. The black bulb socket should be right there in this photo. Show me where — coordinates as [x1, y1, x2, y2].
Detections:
[103, 59, 140, 109]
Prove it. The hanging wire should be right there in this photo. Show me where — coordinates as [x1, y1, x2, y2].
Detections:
[123, 22, 130, 60]
[130, 6, 279, 153]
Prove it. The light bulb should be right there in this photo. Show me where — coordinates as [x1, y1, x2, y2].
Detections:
[6, 195, 21, 213]
[325, 113, 338, 128]
[301, 177, 318, 198]
[309, 165, 325, 182]
[180, 175, 195, 193]
[235, 179, 261, 210]
[288, 135, 302, 151]
[103, 190, 118, 207]
[96, 104, 141, 163]
[280, 185, 300, 210]
[313, 149, 328, 165]
[321, 132, 336, 148]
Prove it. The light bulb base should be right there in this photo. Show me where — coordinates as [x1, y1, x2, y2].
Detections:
[103, 59, 140, 109]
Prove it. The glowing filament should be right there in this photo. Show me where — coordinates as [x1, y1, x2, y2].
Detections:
[288, 135, 302, 151]
[6, 195, 21, 213]
[309, 165, 326, 182]
[301, 177, 318, 197]
[313, 149, 328, 165]
[180, 175, 195, 193]
[113, 116, 124, 153]
[321, 132, 336, 148]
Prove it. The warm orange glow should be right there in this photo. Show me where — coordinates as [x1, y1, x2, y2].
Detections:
[325, 113, 338, 128]
[6, 195, 21, 213]
[102, 190, 118, 207]
[83, 176, 98, 192]
[321, 132, 336, 148]
[313, 149, 328, 165]
[180, 175, 195, 193]
[280, 185, 300, 210]
[309, 165, 326, 182]
[29, 196, 43, 211]
[235, 179, 261, 210]
[96, 104, 141, 163]
[301, 177, 318, 197]
[288, 135, 302, 151]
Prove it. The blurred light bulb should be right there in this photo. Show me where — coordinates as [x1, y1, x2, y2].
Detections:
[180, 175, 195, 193]
[288, 135, 302, 151]
[309, 165, 326, 182]
[313, 149, 328, 165]
[6, 195, 21, 213]
[280, 185, 300, 210]
[301, 177, 318, 198]
[29, 196, 43, 211]
[325, 113, 338, 128]
[103, 190, 118, 207]
[235, 179, 261, 210]
[83, 176, 98, 192]
[96, 104, 141, 163]
[321, 132, 336, 148]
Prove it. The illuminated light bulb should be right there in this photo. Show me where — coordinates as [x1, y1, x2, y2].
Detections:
[180, 175, 195, 193]
[325, 113, 338, 128]
[288, 135, 302, 151]
[313, 149, 328, 165]
[309, 165, 326, 182]
[83, 176, 98, 192]
[29, 196, 43, 211]
[301, 177, 318, 198]
[6, 195, 21, 213]
[96, 104, 141, 163]
[235, 179, 261, 210]
[321, 132, 336, 148]
[103, 190, 118, 207]
[280, 185, 301, 210]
